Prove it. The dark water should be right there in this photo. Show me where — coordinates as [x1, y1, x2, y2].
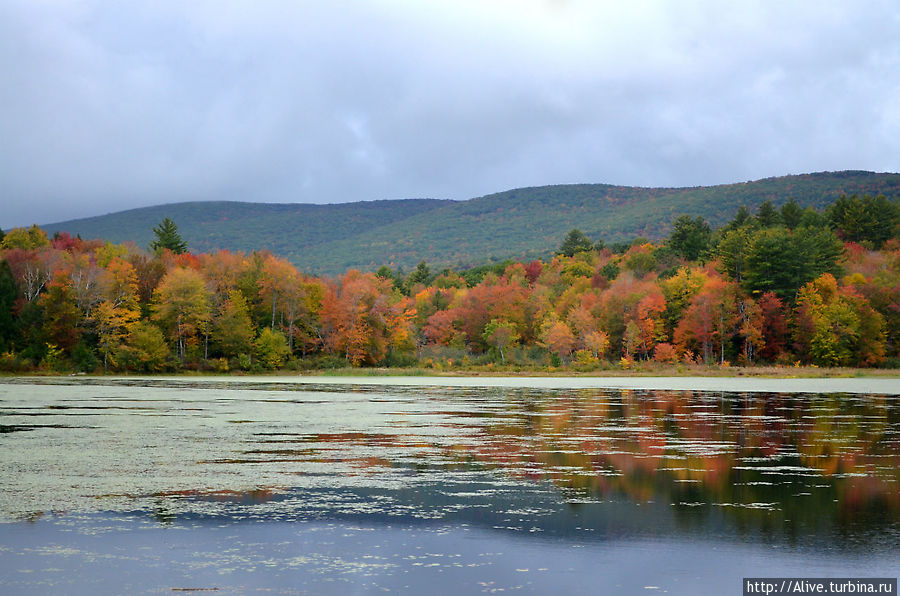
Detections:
[0, 378, 898, 594]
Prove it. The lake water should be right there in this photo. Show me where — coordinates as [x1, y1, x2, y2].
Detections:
[0, 377, 898, 594]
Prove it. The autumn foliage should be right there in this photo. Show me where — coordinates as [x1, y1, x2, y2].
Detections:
[0, 202, 898, 372]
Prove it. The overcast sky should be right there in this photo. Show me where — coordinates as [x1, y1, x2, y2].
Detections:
[2, 1, 899, 228]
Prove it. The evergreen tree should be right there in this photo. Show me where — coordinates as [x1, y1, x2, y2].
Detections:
[723, 206, 752, 233]
[780, 198, 803, 230]
[149, 218, 188, 254]
[756, 200, 780, 227]
[0, 260, 17, 351]
[715, 227, 752, 283]
[375, 265, 405, 293]
[557, 229, 594, 257]
[407, 261, 432, 288]
[742, 226, 843, 301]
[599, 261, 620, 281]
[668, 215, 711, 261]
[826, 194, 899, 248]
[798, 207, 827, 228]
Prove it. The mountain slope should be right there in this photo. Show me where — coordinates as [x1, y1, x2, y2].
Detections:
[45, 198, 455, 265]
[44, 171, 900, 275]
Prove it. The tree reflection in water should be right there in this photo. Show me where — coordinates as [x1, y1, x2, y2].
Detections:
[430, 389, 899, 538]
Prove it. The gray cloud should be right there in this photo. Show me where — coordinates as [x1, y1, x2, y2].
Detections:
[2, 0, 899, 228]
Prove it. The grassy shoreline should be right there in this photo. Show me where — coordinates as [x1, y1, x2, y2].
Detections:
[4, 364, 900, 379]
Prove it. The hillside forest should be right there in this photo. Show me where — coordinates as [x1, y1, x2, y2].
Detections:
[1, 194, 899, 373]
[43, 171, 900, 275]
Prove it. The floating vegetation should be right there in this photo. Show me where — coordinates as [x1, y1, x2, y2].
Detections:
[0, 378, 898, 593]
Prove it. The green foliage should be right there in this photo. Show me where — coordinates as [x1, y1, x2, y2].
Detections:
[0, 260, 17, 351]
[599, 261, 620, 281]
[483, 319, 519, 363]
[715, 226, 754, 283]
[15, 301, 48, 362]
[0, 225, 50, 250]
[375, 266, 405, 292]
[668, 215, 711, 261]
[622, 246, 657, 278]
[742, 226, 843, 301]
[431, 271, 466, 289]
[149, 218, 188, 254]
[123, 321, 170, 372]
[460, 261, 513, 288]
[254, 328, 290, 369]
[756, 200, 780, 227]
[661, 267, 707, 335]
[609, 241, 632, 254]
[213, 290, 255, 358]
[5, 178, 899, 373]
[562, 260, 594, 279]
[72, 342, 99, 373]
[795, 275, 886, 367]
[151, 268, 211, 361]
[406, 261, 432, 289]
[557, 229, 594, 257]
[780, 198, 803, 230]
[798, 207, 827, 228]
[45, 172, 900, 275]
[724, 205, 752, 233]
[40, 342, 65, 371]
[382, 350, 418, 367]
[826, 194, 900, 248]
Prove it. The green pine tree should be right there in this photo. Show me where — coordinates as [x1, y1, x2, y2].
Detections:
[668, 215, 711, 261]
[557, 229, 594, 257]
[756, 200, 780, 227]
[0, 260, 17, 351]
[780, 198, 803, 230]
[150, 218, 188, 254]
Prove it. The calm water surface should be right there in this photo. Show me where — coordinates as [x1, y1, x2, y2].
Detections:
[0, 377, 897, 594]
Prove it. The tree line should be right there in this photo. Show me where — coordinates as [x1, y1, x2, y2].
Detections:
[0, 194, 897, 372]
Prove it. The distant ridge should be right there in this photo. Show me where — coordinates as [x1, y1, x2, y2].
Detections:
[44, 171, 900, 275]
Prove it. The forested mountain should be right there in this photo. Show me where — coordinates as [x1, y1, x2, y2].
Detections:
[44, 171, 900, 275]
[4, 187, 898, 373]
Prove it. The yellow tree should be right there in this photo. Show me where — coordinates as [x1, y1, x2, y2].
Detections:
[386, 295, 417, 356]
[151, 267, 211, 362]
[213, 290, 255, 359]
[794, 274, 886, 366]
[583, 330, 610, 360]
[125, 321, 170, 372]
[94, 300, 139, 370]
[102, 257, 139, 310]
[258, 255, 307, 353]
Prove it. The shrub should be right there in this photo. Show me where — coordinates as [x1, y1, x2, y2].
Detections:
[573, 349, 600, 370]
[254, 328, 290, 370]
[652, 342, 679, 364]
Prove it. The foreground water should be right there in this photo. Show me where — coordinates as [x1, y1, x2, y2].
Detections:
[0, 377, 897, 594]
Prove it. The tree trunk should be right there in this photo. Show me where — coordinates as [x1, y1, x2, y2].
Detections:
[271, 294, 277, 330]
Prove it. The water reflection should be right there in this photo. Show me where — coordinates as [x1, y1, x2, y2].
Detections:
[0, 379, 898, 552]
[445, 389, 900, 537]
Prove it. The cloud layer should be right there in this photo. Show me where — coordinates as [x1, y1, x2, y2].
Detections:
[2, 1, 899, 227]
